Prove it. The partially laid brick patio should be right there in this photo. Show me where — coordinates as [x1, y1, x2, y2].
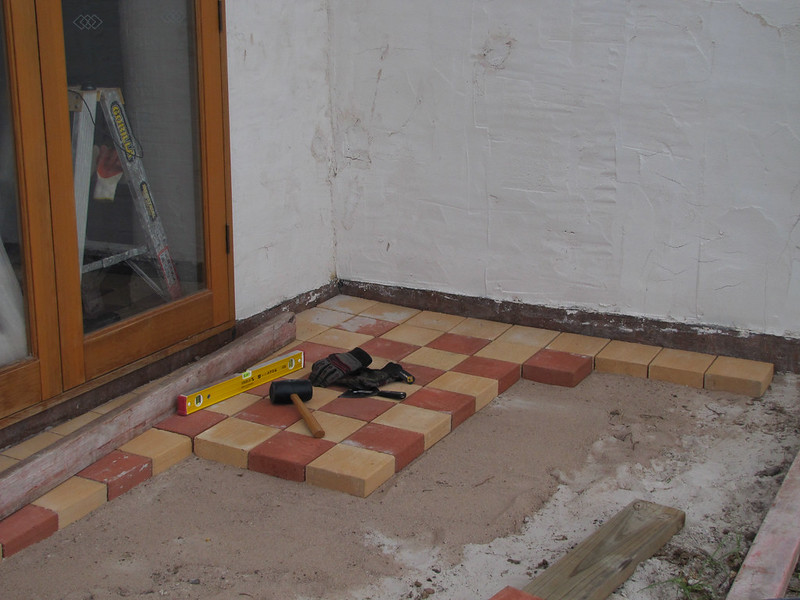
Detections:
[0, 295, 774, 560]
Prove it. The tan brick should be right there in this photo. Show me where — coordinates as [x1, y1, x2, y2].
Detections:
[205, 392, 261, 416]
[373, 404, 451, 450]
[495, 325, 560, 348]
[0, 455, 19, 473]
[32, 477, 106, 529]
[475, 340, 540, 364]
[296, 306, 352, 327]
[449, 318, 511, 340]
[428, 371, 498, 410]
[380, 324, 443, 346]
[649, 348, 716, 389]
[307, 328, 373, 351]
[405, 311, 465, 332]
[595, 341, 662, 378]
[358, 302, 420, 323]
[403, 346, 468, 371]
[704, 356, 774, 397]
[295, 320, 329, 341]
[92, 394, 133, 414]
[546, 332, 610, 358]
[306, 445, 395, 497]
[317, 295, 377, 315]
[1, 432, 61, 461]
[119, 429, 192, 474]
[194, 418, 279, 468]
[50, 411, 102, 436]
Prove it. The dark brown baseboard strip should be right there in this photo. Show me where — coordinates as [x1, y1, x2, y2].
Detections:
[338, 280, 800, 373]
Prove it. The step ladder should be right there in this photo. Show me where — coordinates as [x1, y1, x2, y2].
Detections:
[69, 86, 182, 301]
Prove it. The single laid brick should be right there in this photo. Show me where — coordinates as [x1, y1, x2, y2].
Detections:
[595, 340, 662, 378]
[78, 450, 152, 501]
[404, 388, 475, 429]
[399, 362, 445, 387]
[649, 348, 716, 389]
[306, 444, 395, 498]
[249, 431, 335, 482]
[155, 410, 227, 439]
[119, 429, 192, 475]
[373, 404, 451, 450]
[361, 337, 419, 361]
[0, 505, 58, 558]
[32, 477, 107, 529]
[235, 399, 301, 429]
[452, 356, 520, 394]
[427, 332, 491, 355]
[343, 423, 425, 472]
[704, 356, 774, 397]
[523, 349, 593, 388]
[319, 396, 395, 422]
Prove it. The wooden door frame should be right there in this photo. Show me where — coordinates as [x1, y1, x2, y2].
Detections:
[0, 0, 234, 423]
[0, 0, 63, 418]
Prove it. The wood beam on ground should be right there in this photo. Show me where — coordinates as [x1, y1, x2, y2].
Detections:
[0, 313, 296, 521]
[726, 449, 800, 600]
[522, 500, 685, 600]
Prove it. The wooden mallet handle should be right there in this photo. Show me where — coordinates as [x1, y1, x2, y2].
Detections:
[290, 393, 325, 438]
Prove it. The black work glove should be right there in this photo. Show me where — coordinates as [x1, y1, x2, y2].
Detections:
[337, 362, 415, 390]
[309, 347, 372, 387]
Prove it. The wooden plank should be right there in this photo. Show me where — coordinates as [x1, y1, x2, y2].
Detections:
[523, 500, 685, 600]
[0, 312, 295, 520]
[726, 449, 800, 600]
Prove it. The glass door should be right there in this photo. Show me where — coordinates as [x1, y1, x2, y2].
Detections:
[0, 6, 27, 368]
[0, 0, 232, 422]
[62, 0, 205, 333]
[0, 0, 64, 420]
[42, 0, 233, 383]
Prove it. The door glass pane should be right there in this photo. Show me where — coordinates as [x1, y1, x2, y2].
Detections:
[62, 0, 205, 333]
[0, 9, 30, 367]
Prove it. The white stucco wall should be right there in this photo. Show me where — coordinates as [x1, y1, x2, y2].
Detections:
[329, 1, 800, 337]
[227, 1, 336, 320]
[225, 2, 800, 338]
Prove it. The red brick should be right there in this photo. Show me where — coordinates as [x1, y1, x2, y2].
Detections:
[235, 398, 301, 429]
[404, 388, 475, 429]
[0, 505, 58, 558]
[78, 450, 152, 501]
[155, 410, 227, 438]
[453, 356, 521, 393]
[319, 396, 394, 422]
[336, 316, 398, 337]
[361, 337, 419, 361]
[487, 586, 544, 600]
[343, 423, 424, 472]
[427, 333, 491, 355]
[248, 431, 335, 481]
[523, 349, 592, 387]
[399, 362, 445, 387]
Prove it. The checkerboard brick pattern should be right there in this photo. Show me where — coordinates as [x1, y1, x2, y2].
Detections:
[0, 295, 776, 559]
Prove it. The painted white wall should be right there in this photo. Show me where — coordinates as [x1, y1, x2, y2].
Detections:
[226, 1, 336, 320]
[329, 1, 800, 337]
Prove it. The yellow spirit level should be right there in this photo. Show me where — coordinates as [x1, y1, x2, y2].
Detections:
[177, 350, 304, 415]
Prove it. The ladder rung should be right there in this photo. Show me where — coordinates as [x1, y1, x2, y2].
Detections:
[82, 244, 148, 273]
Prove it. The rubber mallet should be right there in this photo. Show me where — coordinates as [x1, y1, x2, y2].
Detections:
[269, 379, 325, 438]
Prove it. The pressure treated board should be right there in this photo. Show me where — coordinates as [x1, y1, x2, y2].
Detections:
[523, 500, 684, 600]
